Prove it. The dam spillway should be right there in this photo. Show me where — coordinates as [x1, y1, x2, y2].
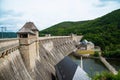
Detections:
[0, 22, 83, 80]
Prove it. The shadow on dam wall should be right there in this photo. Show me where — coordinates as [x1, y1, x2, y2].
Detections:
[0, 38, 76, 80]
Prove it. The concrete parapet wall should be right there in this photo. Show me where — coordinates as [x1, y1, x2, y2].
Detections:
[39, 36, 71, 40]
[0, 38, 19, 58]
[0, 38, 19, 49]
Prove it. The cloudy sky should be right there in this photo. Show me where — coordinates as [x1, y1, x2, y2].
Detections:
[0, 0, 120, 32]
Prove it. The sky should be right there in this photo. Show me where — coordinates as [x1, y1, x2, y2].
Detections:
[0, 0, 120, 32]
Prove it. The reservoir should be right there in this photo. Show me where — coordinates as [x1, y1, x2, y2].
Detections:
[69, 55, 120, 77]
[69, 56, 108, 77]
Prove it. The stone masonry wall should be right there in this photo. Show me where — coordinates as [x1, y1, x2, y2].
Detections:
[0, 36, 82, 80]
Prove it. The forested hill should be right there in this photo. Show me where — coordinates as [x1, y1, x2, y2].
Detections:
[0, 32, 17, 38]
[40, 9, 120, 57]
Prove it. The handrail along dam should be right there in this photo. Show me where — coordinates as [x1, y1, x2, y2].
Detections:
[0, 22, 83, 80]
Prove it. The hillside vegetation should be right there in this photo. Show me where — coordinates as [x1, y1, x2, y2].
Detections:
[40, 9, 120, 58]
[92, 71, 120, 80]
[0, 32, 17, 38]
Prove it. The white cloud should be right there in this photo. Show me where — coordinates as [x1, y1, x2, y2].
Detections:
[0, 0, 120, 32]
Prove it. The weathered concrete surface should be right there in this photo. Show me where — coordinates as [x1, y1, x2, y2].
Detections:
[0, 50, 32, 80]
[33, 36, 77, 80]
[0, 38, 19, 57]
[100, 56, 118, 75]
[0, 36, 82, 80]
[0, 38, 19, 49]
[19, 37, 38, 72]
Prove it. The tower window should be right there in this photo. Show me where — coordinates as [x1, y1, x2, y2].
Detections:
[19, 33, 28, 38]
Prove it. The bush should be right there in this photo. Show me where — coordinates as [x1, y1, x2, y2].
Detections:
[92, 71, 120, 80]
[94, 51, 99, 57]
[103, 50, 120, 58]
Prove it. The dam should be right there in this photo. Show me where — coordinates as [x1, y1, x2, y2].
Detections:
[0, 22, 89, 80]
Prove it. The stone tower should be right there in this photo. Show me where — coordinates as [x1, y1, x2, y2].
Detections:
[17, 22, 39, 72]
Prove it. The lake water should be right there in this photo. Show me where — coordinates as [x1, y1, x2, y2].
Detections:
[69, 55, 120, 77]
[69, 56, 108, 77]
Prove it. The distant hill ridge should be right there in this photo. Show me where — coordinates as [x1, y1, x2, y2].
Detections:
[40, 9, 120, 57]
[40, 9, 120, 36]
[0, 32, 17, 38]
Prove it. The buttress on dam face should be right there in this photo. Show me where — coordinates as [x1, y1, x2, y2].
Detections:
[0, 22, 89, 80]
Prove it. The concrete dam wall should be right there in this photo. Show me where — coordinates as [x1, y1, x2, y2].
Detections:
[0, 36, 82, 80]
[0, 49, 32, 80]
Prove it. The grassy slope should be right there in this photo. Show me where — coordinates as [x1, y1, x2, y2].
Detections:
[40, 9, 120, 57]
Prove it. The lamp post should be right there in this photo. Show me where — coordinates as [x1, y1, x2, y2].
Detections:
[80, 56, 83, 69]
[0, 27, 6, 38]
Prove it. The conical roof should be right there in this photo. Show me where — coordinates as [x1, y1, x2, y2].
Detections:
[17, 22, 39, 34]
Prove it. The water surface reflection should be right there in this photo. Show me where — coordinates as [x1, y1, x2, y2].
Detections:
[70, 56, 108, 77]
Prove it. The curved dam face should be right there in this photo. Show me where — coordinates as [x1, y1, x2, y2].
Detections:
[0, 36, 79, 80]
[0, 50, 32, 80]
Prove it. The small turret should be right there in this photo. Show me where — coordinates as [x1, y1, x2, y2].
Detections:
[17, 22, 39, 38]
[17, 22, 39, 72]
